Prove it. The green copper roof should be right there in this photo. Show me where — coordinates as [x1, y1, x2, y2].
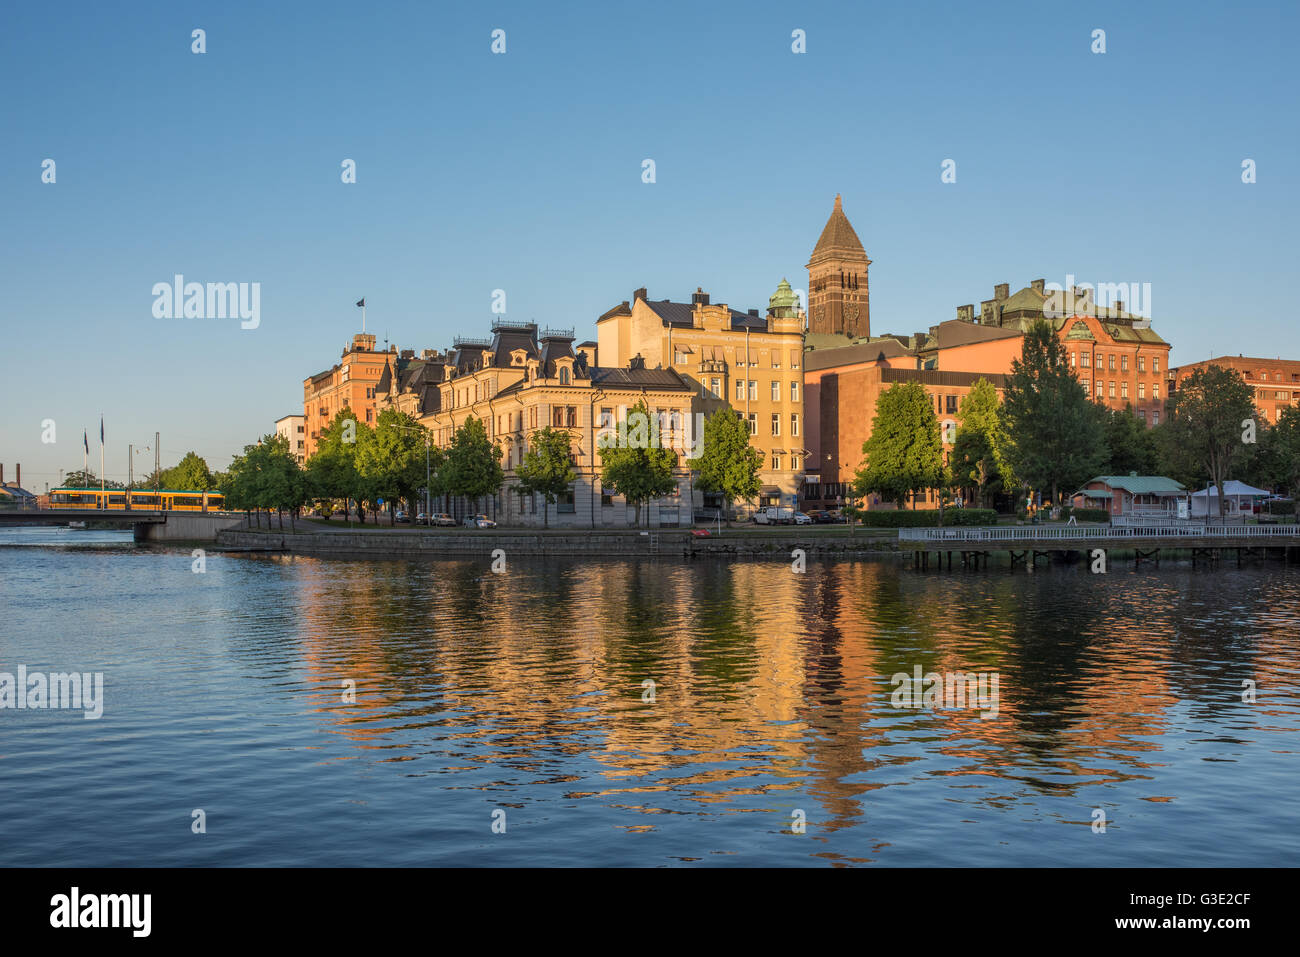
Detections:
[768, 278, 799, 317]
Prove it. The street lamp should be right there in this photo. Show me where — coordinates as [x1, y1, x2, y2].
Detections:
[127, 444, 150, 510]
[391, 423, 434, 526]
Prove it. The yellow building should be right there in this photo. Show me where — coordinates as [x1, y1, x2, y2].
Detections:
[381, 320, 698, 527]
[595, 283, 807, 508]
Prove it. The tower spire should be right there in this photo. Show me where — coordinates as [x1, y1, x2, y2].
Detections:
[806, 195, 871, 338]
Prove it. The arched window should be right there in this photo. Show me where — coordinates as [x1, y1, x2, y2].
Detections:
[559, 367, 570, 385]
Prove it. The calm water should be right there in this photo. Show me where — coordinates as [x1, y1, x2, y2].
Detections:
[2, 526, 1298, 867]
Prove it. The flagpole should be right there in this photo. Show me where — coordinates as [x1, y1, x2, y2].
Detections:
[100, 416, 105, 497]
[83, 432, 87, 490]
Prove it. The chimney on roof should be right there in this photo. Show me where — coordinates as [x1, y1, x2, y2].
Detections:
[956, 304, 975, 323]
[1114, 300, 1124, 316]
[1030, 278, 1045, 294]
[400, 349, 414, 359]
[747, 308, 759, 317]
[630, 354, 645, 371]
[994, 283, 1009, 301]
[633, 287, 647, 302]
[691, 288, 709, 306]
[15, 464, 19, 489]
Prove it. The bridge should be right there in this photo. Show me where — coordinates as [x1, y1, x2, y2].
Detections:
[898, 523, 1300, 569]
[0, 509, 243, 541]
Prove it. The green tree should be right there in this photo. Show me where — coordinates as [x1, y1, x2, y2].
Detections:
[441, 417, 504, 517]
[1164, 365, 1259, 517]
[357, 409, 433, 524]
[1260, 406, 1300, 498]
[951, 378, 1012, 508]
[1001, 320, 1108, 506]
[515, 426, 577, 527]
[686, 407, 762, 524]
[598, 400, 679, 526]
[163, 451, 214, 490]
[1102, 406, 1158, 476]
[853, 381, 944, 509]
[305, 408, 367, 521]
[62, 469, 123, 489]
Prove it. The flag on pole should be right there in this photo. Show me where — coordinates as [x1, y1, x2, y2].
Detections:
[100, 416, 104, 447]
[84, 430, 89, 455]
[356, 298, 365, 308]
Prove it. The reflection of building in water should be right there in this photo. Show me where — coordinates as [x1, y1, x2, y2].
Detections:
[279, 555, 1192, 817]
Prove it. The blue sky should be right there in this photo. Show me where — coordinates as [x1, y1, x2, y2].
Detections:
[2, 0, 1297, 489]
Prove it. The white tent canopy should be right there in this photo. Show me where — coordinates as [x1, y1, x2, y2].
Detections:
[1189, 481, 1270, 517]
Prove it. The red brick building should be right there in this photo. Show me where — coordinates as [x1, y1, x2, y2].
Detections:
[1171, 356, 1300, 424]
[802, 345, 1006, 509]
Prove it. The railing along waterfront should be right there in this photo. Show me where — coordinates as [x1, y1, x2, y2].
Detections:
[898, 524, 1300, 543]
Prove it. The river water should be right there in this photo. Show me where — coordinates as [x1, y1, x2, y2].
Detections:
[2, 527, 1298, 866]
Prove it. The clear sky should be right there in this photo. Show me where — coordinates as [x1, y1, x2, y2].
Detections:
[3, 0, 1297, 489]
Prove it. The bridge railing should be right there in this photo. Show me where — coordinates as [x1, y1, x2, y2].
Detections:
[898, 524, 1299, 543]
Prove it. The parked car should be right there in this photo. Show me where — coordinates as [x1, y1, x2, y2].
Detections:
[431, 512, 456, 527]
[463, 514, 497, 529]
[394, 509, 410, 523]
[793, 511, 813, 525]
[416, 511, 428, 524]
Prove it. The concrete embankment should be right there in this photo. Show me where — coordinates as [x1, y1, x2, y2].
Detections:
[215, 527, 899, 559]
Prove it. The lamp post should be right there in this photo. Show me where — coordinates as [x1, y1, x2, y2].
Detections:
[127, 444, 150, 511]
[391, 422, 434, 526]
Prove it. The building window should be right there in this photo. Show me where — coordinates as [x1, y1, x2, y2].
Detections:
[1083, 379, 1091, 393]
[1082, 353, 1091, 368]
[791, 381, 800, 402]
[1139, 409, 1146, 422]
[1152, 410, 1160, 425]
[674, 348, 688, 365]
[772, 355, 781, 369]
[1109, 381, 1116, 398]
[1138, 356, 1146, 372]
[1153, 383, 1160, 400]
[1121, 355, 1129, 372]
[1153, 357, 1160, 373]
[365, 409, 374, 422]
[601, 488, 613, 506]
[746, 413, 757, 434]
[772, 455, 781, 471]
[771, 413, 780, 436]
[710, 377, 721, 397]
[791, 413, 799, 436]
[559, 367, 570, 385]
[749, 381, 758, 402]
[771, 380, 780, 402]
[735, 379, 744, 401]
[1071, 352, 1077, 368]
[1139, 382, 1146, 399]
[557, 488, 576, 513]
[1122, 381, 1129, 399]
[1109, 354, 1116, 371]
[945, 395, 957, 414]
[790, 350, 800, 369]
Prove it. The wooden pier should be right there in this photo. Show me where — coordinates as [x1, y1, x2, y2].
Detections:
[899, 523, 1300, 570]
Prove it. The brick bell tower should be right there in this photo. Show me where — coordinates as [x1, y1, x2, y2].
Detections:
[806, 194, 870, 338]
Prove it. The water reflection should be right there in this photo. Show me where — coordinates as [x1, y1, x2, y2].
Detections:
[3, 536, 1298, 865]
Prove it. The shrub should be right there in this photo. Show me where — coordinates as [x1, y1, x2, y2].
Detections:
[857, 508, 998, 527]
[1070, 508, 1110, 523]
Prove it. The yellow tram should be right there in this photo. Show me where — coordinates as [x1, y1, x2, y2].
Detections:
[49, 488, 225, 512]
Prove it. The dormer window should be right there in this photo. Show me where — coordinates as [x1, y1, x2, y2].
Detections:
[559, 367, 571, 385]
